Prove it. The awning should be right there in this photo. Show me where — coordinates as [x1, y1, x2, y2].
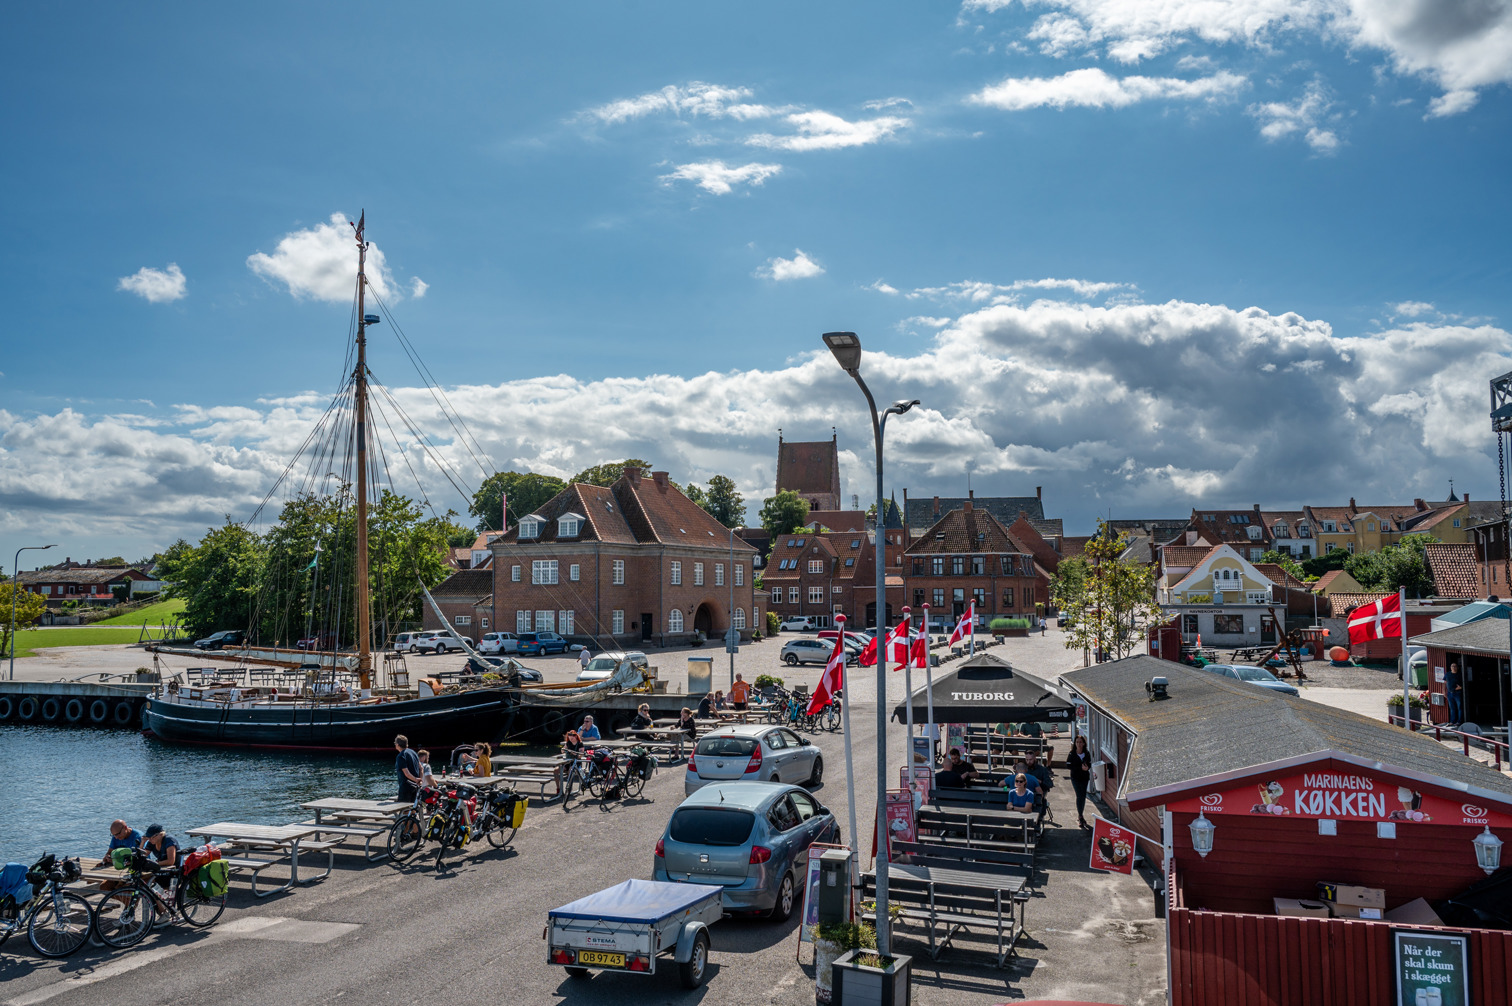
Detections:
[891, 651, 1075, 724]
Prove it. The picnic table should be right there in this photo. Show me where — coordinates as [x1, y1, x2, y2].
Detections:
[298, 798, 408, 861]
[614, 725, 695, 760]
[860, 861, 1027, 967]
[479, 754, 570, 800]
[185, 822, 332, 897]
[916, 804, 1039, 860]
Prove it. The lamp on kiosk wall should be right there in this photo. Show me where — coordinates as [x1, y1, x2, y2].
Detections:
[1189, 812, 1216, 858]
[1474, 826, 1503, 875]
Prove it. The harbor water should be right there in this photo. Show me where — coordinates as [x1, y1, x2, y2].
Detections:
[0, 725, 395, 860]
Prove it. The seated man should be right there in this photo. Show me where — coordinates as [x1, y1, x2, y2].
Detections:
[1023, 749, 1054, 794]
[1005, 774, 1037, 814]
[1010, 759, 1042, 793]
[935, 764, 965, 789]
[579, 715, 601, 741]
[936, 747, 978, 788]
[101, 819, 141, 867]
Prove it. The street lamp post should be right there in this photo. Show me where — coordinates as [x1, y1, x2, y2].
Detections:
[823, 331, 918, 957]
[10, 544, 56, 681]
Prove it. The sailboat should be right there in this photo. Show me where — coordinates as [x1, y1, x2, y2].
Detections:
[142, 214, 521, 751]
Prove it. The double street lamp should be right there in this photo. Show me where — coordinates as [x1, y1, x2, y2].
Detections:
[10, 544, 56, 681]
[823, 331, 919, 956]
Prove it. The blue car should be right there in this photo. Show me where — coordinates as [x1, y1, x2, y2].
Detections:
[654, 782, 839, 921]
[517, 631, 567, 656]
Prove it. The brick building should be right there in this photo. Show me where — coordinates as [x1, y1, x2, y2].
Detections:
[486, 469, 758, 648]
[761, 525, 907, 629]
[424, 568, 493, 639]
[775, 432, 843, 511]
[901, 489, 1063, 547]
[902, 502, 1046, 628]
[16, 563, 156, 607]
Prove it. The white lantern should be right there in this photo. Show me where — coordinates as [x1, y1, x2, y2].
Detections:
[1189, 812, 1216, 858]
[1473, 826, 1503, 875]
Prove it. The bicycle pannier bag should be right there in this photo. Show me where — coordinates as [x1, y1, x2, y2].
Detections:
[192, 860, 230, 898]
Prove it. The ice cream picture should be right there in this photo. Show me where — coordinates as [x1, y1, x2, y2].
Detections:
[1389, 786, 1431, 822]
[1251, 780, 1288, 814]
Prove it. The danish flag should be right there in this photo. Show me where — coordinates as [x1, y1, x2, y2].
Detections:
[948, 602, 975, 648]
[857, 620, 908, 667]
[1347, 592, 1402, 645]
[808, 631, 846, 714]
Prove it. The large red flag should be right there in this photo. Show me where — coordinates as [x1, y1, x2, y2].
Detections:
[808, 633, 846, 714]
[858, 621, 908, 667]
[948, 602, 975, 648]
[1347, 592, 1402, 645]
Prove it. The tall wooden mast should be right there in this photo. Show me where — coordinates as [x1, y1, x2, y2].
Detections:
[354, 212, 373, 690]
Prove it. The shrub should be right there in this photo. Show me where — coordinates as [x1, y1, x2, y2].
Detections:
[811, 920, 876, 950]
[766, 610, 781, 635]
[990, 617, 1031, 631]
[755, 674, 784, 689]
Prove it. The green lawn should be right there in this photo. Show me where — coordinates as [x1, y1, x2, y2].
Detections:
[9, 627, 150, 659]
[92, 598, 186, 626]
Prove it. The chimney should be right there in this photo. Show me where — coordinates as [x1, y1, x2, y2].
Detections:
[1465, 493, 1471, 503]
[625, 467, 641, 485]
[963, 500, 974, 513]
[651, 471, 670, 488]
[1035, 486, 1042, 501]
[968, 489, 974, 499]
[1349, 497, 1357, 512]
[1414, 498, 1426, 511]
[1253, 504, 1261, 515]
[932, 495, 940, 516]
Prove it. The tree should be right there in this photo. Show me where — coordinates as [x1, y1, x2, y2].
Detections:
[1346, 534, 1438, 595]
[94, 556, 128, 566]
[469, 471, 566, 531]
[165, 520, 264, 637]
[703, 475, 746, 528]
[681, 482, 708, 510]
[1300, 548, 1350, 578]
[571, 459, 652, 487]
[866, 498, 901, 527]
[759, 491, 811, 537]
[1259, 550, 1309, 582]
[1050, 522, 1165, 662]
[0, 584, 48, 658]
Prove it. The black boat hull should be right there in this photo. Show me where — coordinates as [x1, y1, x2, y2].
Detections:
[142, 688, 516, 752]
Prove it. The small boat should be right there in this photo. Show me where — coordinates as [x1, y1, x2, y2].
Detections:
[144, 214, 520, 751]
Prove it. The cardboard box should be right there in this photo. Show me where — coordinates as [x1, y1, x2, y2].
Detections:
[1384, 897, 1445, 927]
[1326, 904, 1383, 920]
[1274, 898, 1331, 918]
[1316, 882, 1385, 910]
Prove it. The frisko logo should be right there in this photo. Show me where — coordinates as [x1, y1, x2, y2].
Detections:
[1200, 793, 1223, 809]
[951, 691, 1014, 702]
[1462, 804, 1490, 824]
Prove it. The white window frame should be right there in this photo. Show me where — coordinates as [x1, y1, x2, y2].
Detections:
[668, 609, 684, 633]
[670, 561, 682, 586]
[569, 563, 580, 582]
[516, 610, 531, 632]
[694, 562, 704, 586]
[714, 564, 724, 587]
[612, 609, 625, 634]
[612, 559, 624, 585]
[808, 560, 823, 574]
[771, 586, 782, 603]
[734, 564, 743, 586]
[518, 518, 540, 539]
[454, 614, 471, 626]
[559, 610, 575, 635]
[558, 516, 581, 537]
[511, 565, 521, 582]
[535, 610, 555, 632]
[733, 607, 746, 630]
[808, 586, 824, 603]
[788, 587, 799, 603]
[532, 559, 558, 585]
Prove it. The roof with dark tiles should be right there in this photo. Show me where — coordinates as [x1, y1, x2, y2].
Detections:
[432, 568, 493, 598]
[493, 472, 755, 552]
[1426, 542, 1486, 599]
[903, 505, 1026, 557]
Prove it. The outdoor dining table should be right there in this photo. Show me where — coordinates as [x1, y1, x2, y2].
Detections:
[860, 860, 1027, 967]
[298, 798, 408, 825]
[614, 725, 695, 759]
[185, 822, 327, 897]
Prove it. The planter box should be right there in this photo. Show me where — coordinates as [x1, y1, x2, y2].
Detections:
[832, 949, 912, 1005]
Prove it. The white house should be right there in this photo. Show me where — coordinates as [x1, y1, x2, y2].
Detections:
[1158, 543, 1287, 647]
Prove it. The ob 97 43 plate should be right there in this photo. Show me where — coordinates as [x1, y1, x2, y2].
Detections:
[577, 950, 625, 967]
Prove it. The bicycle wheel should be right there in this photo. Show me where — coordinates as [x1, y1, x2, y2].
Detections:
[92, 887, 155, 949]
[623, 768, 646, 799]
[434, 820, 458, 870]
[485, 812, 517, 849]
[28, 890, 93, 958]
[586, 769, 606, 799]
[388, 813, 425, 862]
[175, 876, 227, 928]
[826, 704, 841, 731]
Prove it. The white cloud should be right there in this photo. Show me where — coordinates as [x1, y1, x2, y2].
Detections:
[117, 264, 186, 304]
[4, 294, 1507, 558]
[660, 160, 783, 195]
[868, 280, 901, 295]
[903, 316, 953, 329]
[1392, 300, 1435, 317]
[247, 213, 402, 303]
[863, 97, 914, 110]
[906, 277, 1135, 302]
[583, 82, 778, 124]
[410, 277, 429, 299]
[756, 249, 825, 281]
[968, 67, 1247, 110]
[1426, 88, 1479, 118]
[1248, 80, 1340, 151]
[746, 111, 909, 151]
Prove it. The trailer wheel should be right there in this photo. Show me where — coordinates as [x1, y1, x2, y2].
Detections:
[17, 697, 38, 721]
[41, 697, 62, 722]
[113, 701, 136, 726]
[64, 698, 85, 723]
[0, 696, 12, 720]
[564, 967, 590, 979]
[679, 930, 710, 988]
[88, 699, 109, 723]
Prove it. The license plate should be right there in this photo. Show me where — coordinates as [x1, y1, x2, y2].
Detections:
[576, 951, 625, 967]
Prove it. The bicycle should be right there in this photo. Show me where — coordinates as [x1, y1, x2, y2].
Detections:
[585, 748, 645, 801]
[0, 853, 92, 958]
[387, 785, 442, 863]
[92, 848, 227, 948]
[559, 750, 593, 801]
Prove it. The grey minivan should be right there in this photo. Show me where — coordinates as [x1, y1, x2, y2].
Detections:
[654, 782, 839, 919]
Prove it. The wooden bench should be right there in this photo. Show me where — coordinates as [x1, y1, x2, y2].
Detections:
[213, 840, 338, 895]
[891, 839, 1035, 886]
[916, 807, 1039, 863]
[298, 820, 392, 861]
[860, 862, 1027, 968]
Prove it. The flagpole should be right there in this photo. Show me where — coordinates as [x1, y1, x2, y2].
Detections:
[921, 602, 934, 765]
[1400, 586, 1410, 731]
[902, 606, 916, 774]
[834, 614, 860, 893]
[968, 599, 975, 656]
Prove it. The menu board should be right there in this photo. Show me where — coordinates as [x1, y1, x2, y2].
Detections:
[1393, 930, 1470, 1006]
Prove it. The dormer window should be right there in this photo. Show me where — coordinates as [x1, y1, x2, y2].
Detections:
[558, 512, 584, 538]
[1323, 521, 1336, 533]
[1246, 526, 1261, 540]
[1298, 524, 1311, 537]
[1273, 523, 1289, 539]
[518, 514, 544, 539]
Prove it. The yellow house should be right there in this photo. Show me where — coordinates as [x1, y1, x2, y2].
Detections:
[1302, 499, 1466, 555]
[1158, 544, 1285, 646]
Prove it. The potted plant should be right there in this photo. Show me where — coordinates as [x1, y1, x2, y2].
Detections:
[1387, 691, 1429, 727]
[989, 617, 1031, 638]
[810, 921, 875, 1004]
[755, 673, 784, 690]
[831, 939, 912, 1005]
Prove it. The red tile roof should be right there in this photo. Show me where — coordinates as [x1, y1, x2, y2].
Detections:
[433, 569, 493, 598]
[805, 510, 867, 531]
[1328, 592, 1394, 614]
[1160, 545, 1216, 570]
[1426, 543, 1486, 599]
[1312, 570, 1351, 593]
[1253, 563, 1309, 591]
[1005, 514, 1062, 574]
[776, 439, 841, 498]
[492, 474, 753, 553]
[1060, 536, 1092, 560]
[903, 505, 1020, 555]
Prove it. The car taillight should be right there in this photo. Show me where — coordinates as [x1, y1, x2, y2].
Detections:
[551, 949, 573, 964]
[655, 838, 665, 858]
[744, 745, 763, 774]
[749, 845, 772, 864]
[687, 751, 697, 772]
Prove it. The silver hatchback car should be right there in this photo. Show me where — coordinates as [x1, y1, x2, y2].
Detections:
[685, 725, 823, 796]
[654, 782, 840, 919]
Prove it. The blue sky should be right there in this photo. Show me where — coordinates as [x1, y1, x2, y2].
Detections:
[4, 1, 1512, 559]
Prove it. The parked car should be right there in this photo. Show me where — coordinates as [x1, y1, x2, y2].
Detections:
[654, 781, 839, 919]
[1201, 663, 1299, 696]
[396, 630, 471, 655]
[816, 630, 871, 649]
[780, 638, 856, 666]
[478, 632, 519, 656]
[193, 630, 245, 651]
[295, 632, 339, 651]
[684, 725, 822, 795]
[518, 631, 568, 656]
[576, 650, 650, 681]
[778, 617, 815, 632]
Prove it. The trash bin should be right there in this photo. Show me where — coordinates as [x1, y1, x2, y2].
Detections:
[1412, 663, 1428, 688]
[687, 656, 713, 695]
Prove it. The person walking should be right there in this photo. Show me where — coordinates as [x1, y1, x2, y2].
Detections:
[394, 734, 423, 802]
[579, 648, 591, 674]
[1067, 735, 1092, 830]
[1446, 661, 1464, 725]
[729, 674, 751, 713]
